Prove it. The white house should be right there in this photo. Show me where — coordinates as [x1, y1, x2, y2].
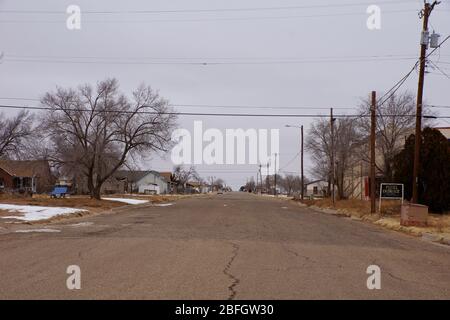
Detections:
[114, 170, 169, 194]
[305, 180, 329, 198]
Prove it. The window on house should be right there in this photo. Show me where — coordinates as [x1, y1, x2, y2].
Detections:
[313, 186, 318, 195]
[13, 177, 21, 189]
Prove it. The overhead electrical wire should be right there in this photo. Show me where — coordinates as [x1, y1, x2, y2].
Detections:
[0, 9, 421, 24]
[2, 56, 419, 66]
[279, 152, 301, 171]
[0, 104, 445, 118]
[429, 60, 450, 80]
[376, 35, 450, 108]
[0, 98, 357, 110]
[0, 1, 416, 15]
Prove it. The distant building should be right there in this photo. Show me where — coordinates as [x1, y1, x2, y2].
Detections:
[159, 172, 177, 193]
[0, 160, 54, 193]
[113, 170, 170, 194]
[185, 181, 209, 194]
[305, 180, 329, 198]
[436, 127, 450, 142]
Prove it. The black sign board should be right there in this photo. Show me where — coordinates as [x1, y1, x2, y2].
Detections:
[380, 183, 403, 199]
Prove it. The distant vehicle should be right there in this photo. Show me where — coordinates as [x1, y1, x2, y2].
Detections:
[50, 186, 68, 198]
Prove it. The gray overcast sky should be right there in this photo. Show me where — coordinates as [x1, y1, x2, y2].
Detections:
[0, 0, 449, 189]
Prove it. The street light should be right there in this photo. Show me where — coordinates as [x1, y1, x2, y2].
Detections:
[285, 124, 304, 200]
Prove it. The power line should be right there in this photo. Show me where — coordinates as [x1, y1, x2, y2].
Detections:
[0, 104, 447, 118]
[2, 56, 419, 66]
[429, 60, 450, 80]
[4, 53, 419, 61]
[0, 98, 358, 110]
[377, 63, 417, 106]
[279, 152, 300, 171]
[0, 9, 420, 24]
[428, 105, 450, 109]
[0, 1, 415, 15]
[1, 97, 449, 110]
[376, 35, 450, 107]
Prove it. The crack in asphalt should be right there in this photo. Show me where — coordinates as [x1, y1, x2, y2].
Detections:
[223, 242, 240, 300]
[282, 244, 315, 267]
[386, 271, 449, 291]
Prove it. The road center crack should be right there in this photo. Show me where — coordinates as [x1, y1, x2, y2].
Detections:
[223, 242, 240, 300]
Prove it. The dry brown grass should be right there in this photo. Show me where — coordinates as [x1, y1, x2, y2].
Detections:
[0, 193, 196, 209]
[300, 198, 401, 217]
[0, 194, 126, 210]
[298, 197, 450, 237]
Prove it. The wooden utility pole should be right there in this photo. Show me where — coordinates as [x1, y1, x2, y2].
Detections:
[301, 125, 304, 200]
[360, 161, 364, 200]
[412, 1, 438, 203]
[370, 91, 377, 214]
[274, 153, 278, 196]
[258, 164, 262, 193]
[256, 170, 259, 193]
[330, 108, 335, 207]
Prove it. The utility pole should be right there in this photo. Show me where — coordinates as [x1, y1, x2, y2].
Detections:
[274, 153, 278, 196]
[259, 164, 263, 193]
[286, 124, 305, 199]
[370, 91, 377, 214]
[330, 108, 335, 207]
[301, 125, 304, 200]
[412, 1, 439, 203]
[360, 161, 364, 200]
[266, 162, 269, 193]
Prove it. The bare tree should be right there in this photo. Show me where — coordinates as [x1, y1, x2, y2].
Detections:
[306, 117, 362, 199]
[172, 165, 199, 192]
[280, 174, 302, 196]
[358, 91, 426, 180]
[0, 110, 34, 159]
[244, 177, 256, 192]
[212, 178, 225, 190]
[41, 78, 177, 199]
[280, 174, 297, 196]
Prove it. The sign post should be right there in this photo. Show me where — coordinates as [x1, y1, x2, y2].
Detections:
[378, 183, 404, 213]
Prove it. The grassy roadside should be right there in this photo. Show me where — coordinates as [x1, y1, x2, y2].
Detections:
[295, 198, 450, 243]
[0, 193, 202, 224]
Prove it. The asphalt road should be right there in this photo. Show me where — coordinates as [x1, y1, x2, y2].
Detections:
[0, 192, 449, 299]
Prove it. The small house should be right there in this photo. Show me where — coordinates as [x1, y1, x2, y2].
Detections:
[114, 170, 170, 194]
[0, 160, 54, 193]
[305, 180, 329, 198]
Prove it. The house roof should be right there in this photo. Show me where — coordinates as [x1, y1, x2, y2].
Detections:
[187, 181, 202, 187]
[0, 160, 49, 177]
[114, 170, 168, 183]
[114, 170, 151, 182]
[159, 172, 173, 182]
[305, 180, 328, 186]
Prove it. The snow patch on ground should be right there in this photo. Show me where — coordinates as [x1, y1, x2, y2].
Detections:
[68, 222, 94, 227]
[15, 229, 61, 233]
[154, 203, 174, 207]
[0, 204, 87, 222]
[102, 198, 149, 205]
